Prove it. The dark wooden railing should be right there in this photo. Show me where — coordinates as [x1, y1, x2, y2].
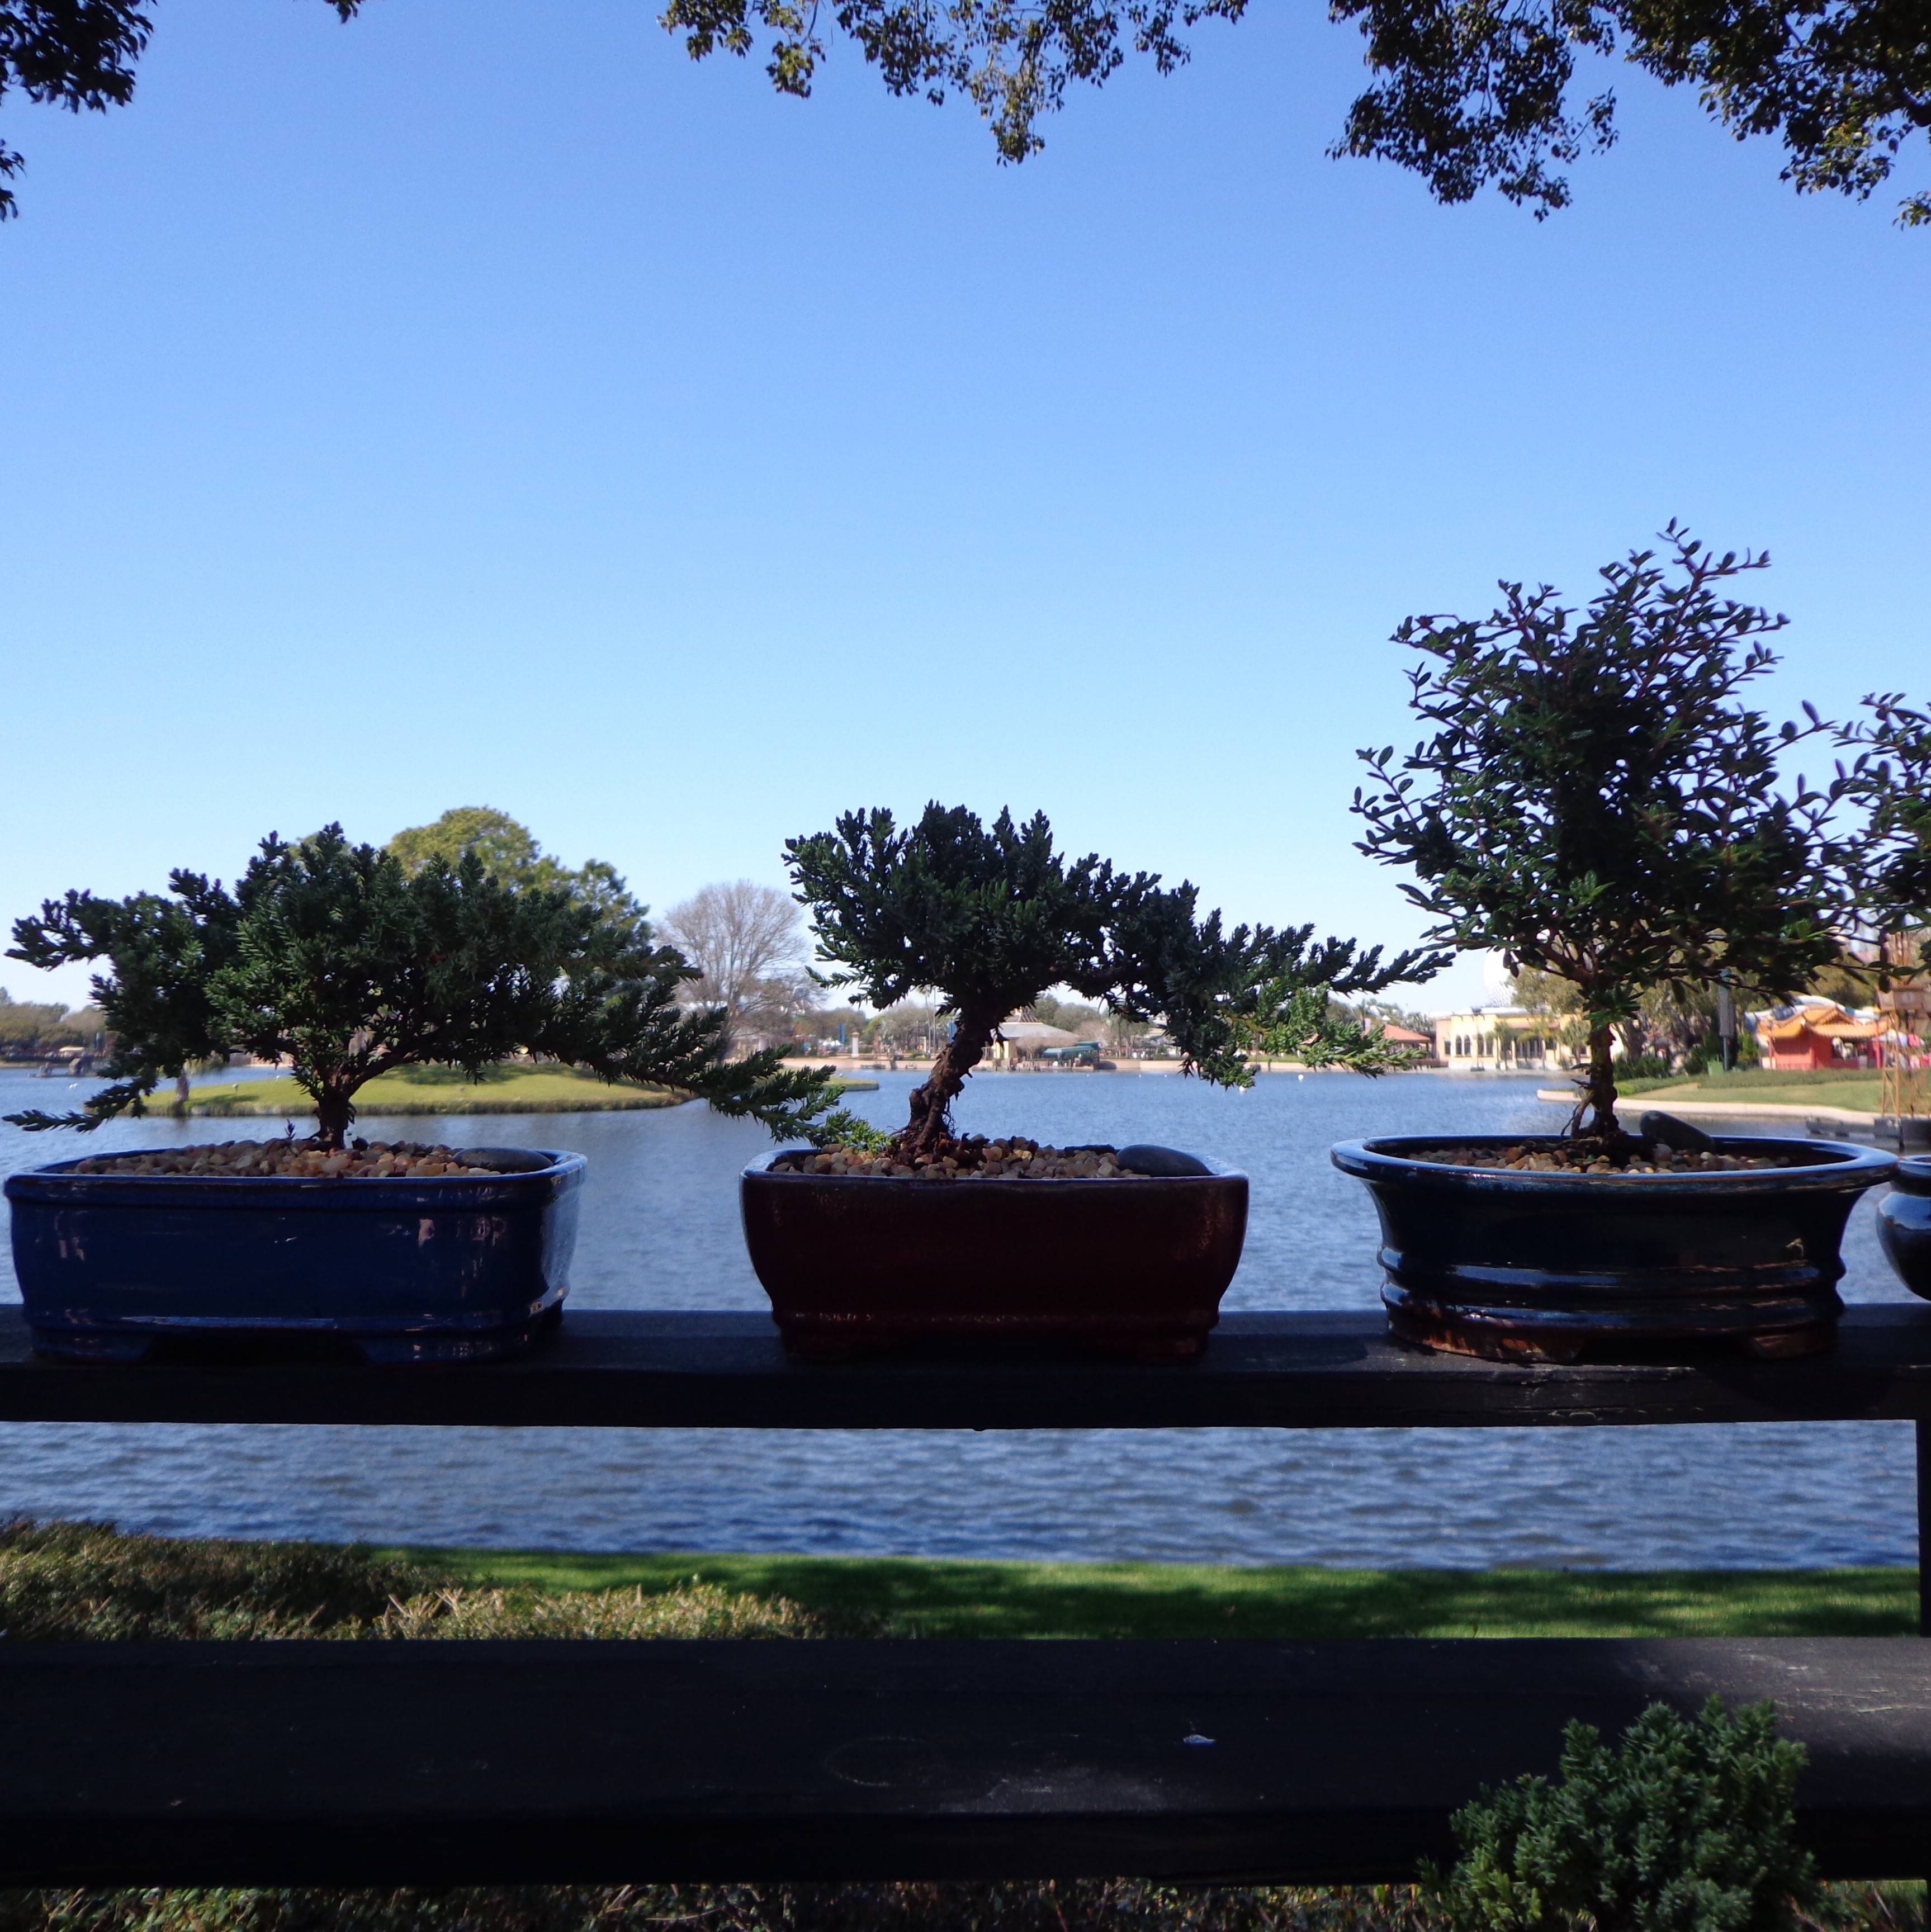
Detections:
[1, 1304, 1927, 1887]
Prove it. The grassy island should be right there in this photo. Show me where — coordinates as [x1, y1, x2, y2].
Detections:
[165, 1064, 878, 1119]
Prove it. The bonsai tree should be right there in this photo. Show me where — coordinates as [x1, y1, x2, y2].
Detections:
[785, 803, 1442, 1164]
[1426, 1696, 1821, 1932]
[1353, 525, 1845, 1147]
[1837, 692, 1931, 970]
[5, 823, 836, 1150]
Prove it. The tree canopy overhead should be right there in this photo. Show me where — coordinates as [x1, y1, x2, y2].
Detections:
[3, 0, 1925, 222]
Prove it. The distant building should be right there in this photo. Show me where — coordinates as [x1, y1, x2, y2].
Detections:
[1758, 1002, 1881, 1072]
[1381, 1024, 1436, 1059]
[1432, 1008, 1574, 1072]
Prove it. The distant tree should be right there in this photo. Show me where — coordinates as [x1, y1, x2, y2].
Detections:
[1028, 994, 1108, 1036]
[1356, 526, 1845, 1143]
[0, 990, 74, 1058]
[9, 0, 1928, 224]
[659, 881, 811, 1055]
[386, 806, 650, 943]
[6, 824, 834, 1150]
[788, 802, 1438, 1162]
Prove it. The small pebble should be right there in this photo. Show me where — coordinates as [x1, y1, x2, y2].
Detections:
[1408, 1142, 1790, 1173]
[68, 1140, 496, 1179]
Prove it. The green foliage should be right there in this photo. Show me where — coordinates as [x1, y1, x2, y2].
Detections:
[786, 803, 1436, 1150]
[1836, 694, 1931, 968]
[386, 806, 651, 943]
[1425, 1697, 1821, 1932]
[13, 1, 1929, 225]
[0, 1519, 826, 1644]
[6, 824, 832, 1149]
[1354, 526, 1843, 1138]
[0, 1878, 1447, 1932]
[1332, 0, 1931, 226]
[0, 0, 149, 220]
[647, 0, 1930, 222]
[0, 1519, 436, 1641]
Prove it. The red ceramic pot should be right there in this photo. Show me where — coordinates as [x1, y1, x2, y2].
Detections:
[740, 1150, 1248, 1361]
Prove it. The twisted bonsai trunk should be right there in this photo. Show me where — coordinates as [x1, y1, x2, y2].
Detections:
[898, 1002, 1002, 1163]
[1569, 1020, 1621, 1143]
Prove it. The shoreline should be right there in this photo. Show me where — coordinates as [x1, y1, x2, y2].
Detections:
[1534, 1087, 1879, 1124]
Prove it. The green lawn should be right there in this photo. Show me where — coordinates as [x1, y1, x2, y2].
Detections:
[1615, 1067, 1883, 1112]
[391, 1546, 1919, 1640]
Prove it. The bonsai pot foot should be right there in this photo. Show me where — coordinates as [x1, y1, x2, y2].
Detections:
[1383, 1288, 1838, 1365]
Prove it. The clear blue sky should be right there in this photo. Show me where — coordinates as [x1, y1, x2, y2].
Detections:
[4, 0, 1928, 1014]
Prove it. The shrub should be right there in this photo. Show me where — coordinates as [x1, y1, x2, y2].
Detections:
[1424, 1696, 1822, 1932]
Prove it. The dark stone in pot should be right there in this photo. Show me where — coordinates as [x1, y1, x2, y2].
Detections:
[1329, 1134, 1894, 1364]
[1639, 1110, 1717, 1154]
[740, 1152, 1247, 1361]
[1878, 1155, 1931, 1300]
[3, 1148, 585, 1364]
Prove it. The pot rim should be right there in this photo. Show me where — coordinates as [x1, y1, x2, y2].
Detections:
[1331, 1133, 1894, 1191]
[1891, 1153, 1931, 1192]
[3, 1146, 586, 1204]
[743, 1148, 1245, 1184]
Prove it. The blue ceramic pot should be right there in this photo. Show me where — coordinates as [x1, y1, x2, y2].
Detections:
[1878, 1156, 1931, 1301]
[1331, 1134, 1895, 1363]
[4, 1147, 585, 1363]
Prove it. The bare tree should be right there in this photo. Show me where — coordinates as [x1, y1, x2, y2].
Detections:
[660, 882, 811, 1055]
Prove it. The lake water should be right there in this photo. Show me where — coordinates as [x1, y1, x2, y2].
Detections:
[0, 1066, 1915, 1570]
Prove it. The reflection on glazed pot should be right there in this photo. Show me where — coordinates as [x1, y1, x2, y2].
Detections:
[1331, 1135, 1895, 1363]
[1878, 1156, 1931, 1301]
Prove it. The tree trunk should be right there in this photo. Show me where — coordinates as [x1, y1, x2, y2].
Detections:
[899, 1005, 1001, 1163]
[1570, 1023, 1620, 1140]
[313, 1087, 354, 1152]
[173, 1069, 191, 1116]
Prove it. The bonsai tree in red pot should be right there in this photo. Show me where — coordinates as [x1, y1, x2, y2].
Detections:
[1334, 526, 1894, 1361]
[3, 824, 837, 1363]
[744, 802, 1439, 1357]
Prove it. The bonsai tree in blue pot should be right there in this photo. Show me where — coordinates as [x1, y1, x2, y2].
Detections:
[1838, 692, 1931, 1282]
[1334, 526, 1895, 1361]
[3, 824, 839, 1362]
[744, 802, 1439, 1358]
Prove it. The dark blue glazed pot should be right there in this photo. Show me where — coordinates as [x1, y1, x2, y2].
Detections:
[4, 1147, 584, 1363]
[1331, 1135, 1895, 1363]
[1878, 1156, 1931, 1301]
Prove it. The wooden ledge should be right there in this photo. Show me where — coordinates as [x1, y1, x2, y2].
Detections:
[1, 1306, 1929, 1429]
[0, 1637, 1924, 1885]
